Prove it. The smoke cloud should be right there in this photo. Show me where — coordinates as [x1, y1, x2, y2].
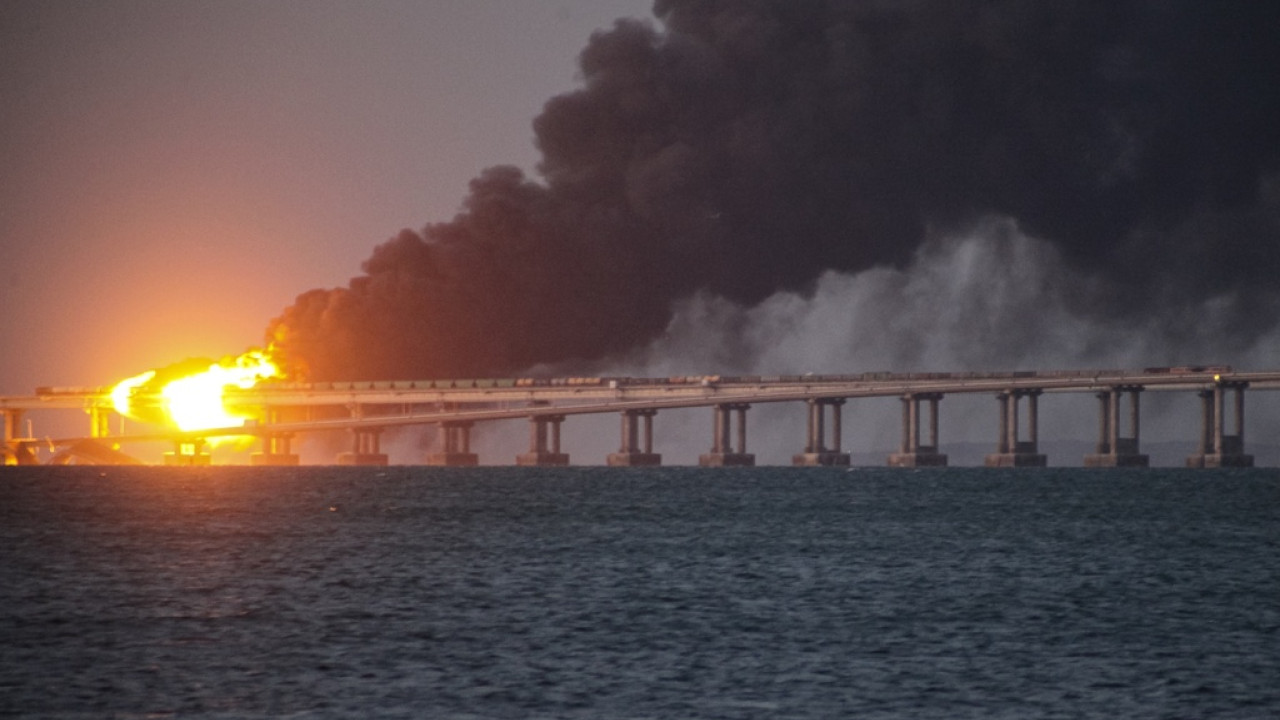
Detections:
[267, 1, 1280, 381]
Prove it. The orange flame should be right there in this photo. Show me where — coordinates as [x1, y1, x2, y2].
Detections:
[111, 348, 282, 434]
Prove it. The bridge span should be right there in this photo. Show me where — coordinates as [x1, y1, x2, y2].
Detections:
[3, 366, 1276, 467]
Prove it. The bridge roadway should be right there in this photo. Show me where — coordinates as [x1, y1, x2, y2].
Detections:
[3, 367, 1278, 467]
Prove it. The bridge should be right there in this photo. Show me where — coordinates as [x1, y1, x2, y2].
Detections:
[3, 366, 1275, 468]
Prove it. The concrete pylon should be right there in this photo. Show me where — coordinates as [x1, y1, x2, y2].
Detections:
[252, 433, 301, 466]
[699, 403, 755, 466]
[427, 421, 479, 466]
[984, 390, 1047, 467]
[793, 398, 851, 466]
[338, 427, 389, 466]
[1084, 386, 1148, 467]
[517, 414, 570, 466]
[89, 406, 111, 439]
[887, 393, 948, 467]
[3, 409, 38, 466]
[252, 408, 300, 466]
[607, 409, 661, 466]
[164, 438, 212, 466]
[2, 409, 17, 445]
[1187, 382, 1253, 467]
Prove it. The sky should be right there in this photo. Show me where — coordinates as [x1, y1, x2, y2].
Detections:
[0, 0, 652, 394]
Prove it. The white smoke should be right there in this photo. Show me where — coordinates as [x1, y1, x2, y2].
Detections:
[344, 218, 1280, 466]
[590, 218, 1280, 465]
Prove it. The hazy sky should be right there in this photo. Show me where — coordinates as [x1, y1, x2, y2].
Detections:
[0, 0, 653, 394]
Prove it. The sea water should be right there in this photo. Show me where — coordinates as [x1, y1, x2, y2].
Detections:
[2, 466, 1278, 719]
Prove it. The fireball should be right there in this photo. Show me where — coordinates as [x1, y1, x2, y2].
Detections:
[110, 349, 282, 434]
[111, 370, 156, 417]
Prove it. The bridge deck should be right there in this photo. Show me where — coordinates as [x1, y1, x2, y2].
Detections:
[6, 367, 1277, 444]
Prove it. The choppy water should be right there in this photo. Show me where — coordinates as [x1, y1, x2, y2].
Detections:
[2, 466, 1278, 719]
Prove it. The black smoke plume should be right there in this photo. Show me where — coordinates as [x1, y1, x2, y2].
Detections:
[268, 0, 1280, 381]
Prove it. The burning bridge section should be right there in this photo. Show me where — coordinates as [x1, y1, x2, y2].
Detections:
[2, 367, 1273, 468]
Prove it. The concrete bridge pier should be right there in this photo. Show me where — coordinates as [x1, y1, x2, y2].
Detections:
[700, 403, 755, 466]
[252, 408, 300, 466]
[252, 433, 300, 466]
[517, 414, 569, 466]
[164, 438, 212, 466]
[608, 409, 661, 466]
[1085, 386, 1148, 467]
[427, 421, 479, 466]
[1187, 382, 1253, 467]
[3, 408, 37, 465]
[339, 427, 389, 466]
[985, 390, 1047, 467]
[89, 406, 111, 439]
[888, 393, 948, 467]
[793, 398, 851, 466]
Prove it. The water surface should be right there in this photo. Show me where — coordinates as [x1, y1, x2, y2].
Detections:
[2, 466, 1278, 718]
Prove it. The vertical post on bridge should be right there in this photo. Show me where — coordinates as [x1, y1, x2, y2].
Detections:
[927, 394, 940, 452]
[427, 420, 478, 466]
[1110, 389, 1122, 455]
[737, 404, 749, 456]
[517, 414, 569, 466]
[814, 400, 826, 453]
[793, 398, 850, 466]
[1130, 387, 1141, 450]
[1096, 391, 1112, 455]
[89, 406, 110, 439]
[1086, 386, 1148, 467]
[337, 404, 388, 466]
[985, 390, 1046, 467]
[339, 426, 388, 466]
[252, 407, 300, 466]
[2, 409, 37, 466]
[1188, 381, 1252, 468]
[1007, 392, 1020, 457]
[888, 393, 947, 467]
[700, 403, 755, 466]
[608, 409, 661, 466]
[1020, 390, 1036, 457]
[908, 397, 919, 455]
[2, 409, 18, 446]
[532, 416, 546, 454]
[163, 437, 211, 466]
[1196, 389, 1213, 456]
[621, 410, 636, 455]
[996, 392, 1010, 455]
[1214, 384, 1225, 456]
[1234, 384, 1245, 451]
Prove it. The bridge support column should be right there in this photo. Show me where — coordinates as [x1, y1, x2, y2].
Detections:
[608, 409, 661, 466]
[1187, 382, 1253, 467]
[3, 409, 37, 466]
[888, 393, 948, 467]
[339, 426, 389, 466]
[252, 408, 300, 466]
[985, 390, 1047, 467]
[2, 409, 16, 445]
[164, 438, 212, 466]
[700, 403, 755, 466]
[89, 406, 111, 439]
[427, 421, 478, 466]
[1085, 386, 1148, 467]
[252, 433, 300, 466]
[518, 414, 569, 466]
[793, 398, 850, 466]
